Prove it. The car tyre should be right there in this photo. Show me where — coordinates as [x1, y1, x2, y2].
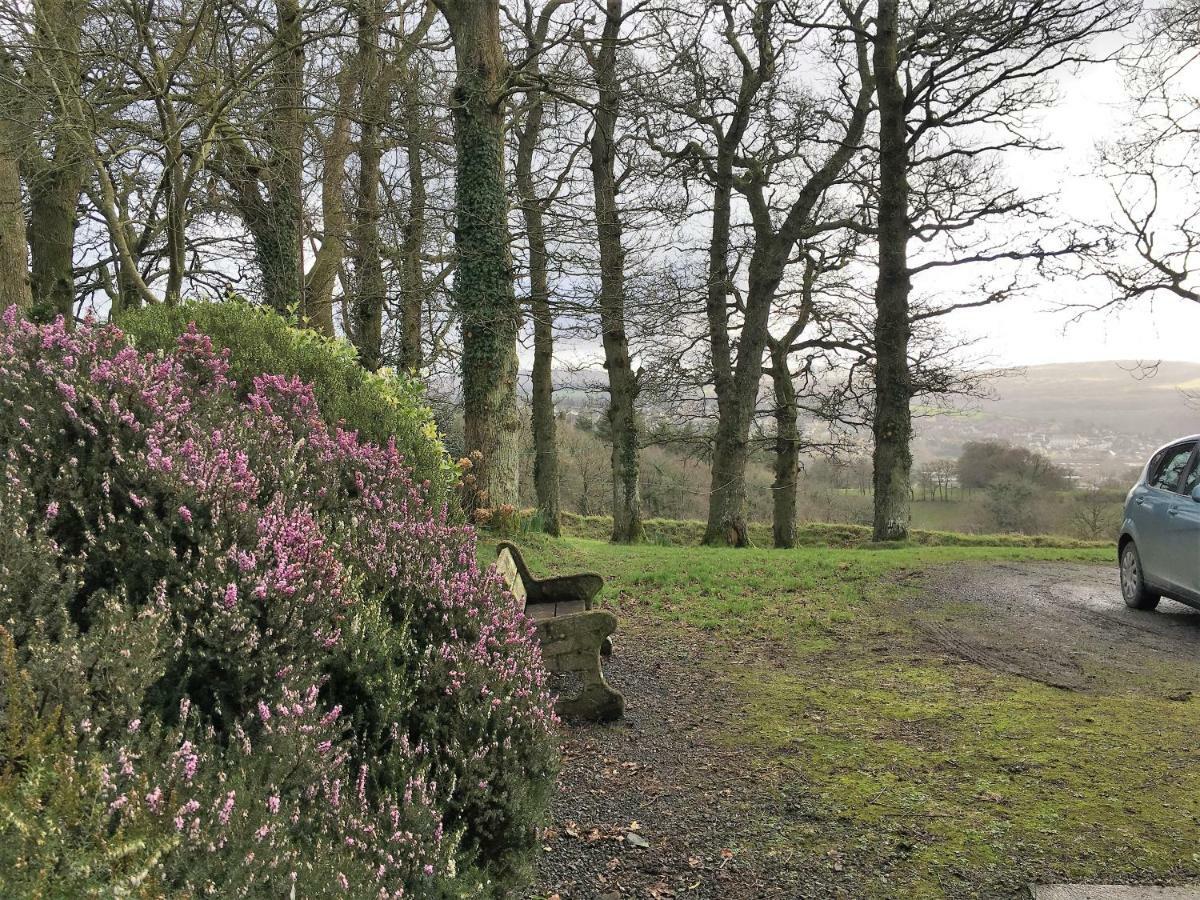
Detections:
[1120, 541, 1160, 611]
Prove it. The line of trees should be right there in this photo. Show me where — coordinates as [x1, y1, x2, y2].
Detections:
[0, 0, 1168, 547]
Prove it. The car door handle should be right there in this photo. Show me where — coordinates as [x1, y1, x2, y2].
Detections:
[1169, 506, 1181, 516]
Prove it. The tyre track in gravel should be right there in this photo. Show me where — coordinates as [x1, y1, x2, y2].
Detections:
[909, 562, 1200, 694]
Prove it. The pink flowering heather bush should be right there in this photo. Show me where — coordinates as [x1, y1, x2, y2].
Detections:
[0, 309, 557, 897]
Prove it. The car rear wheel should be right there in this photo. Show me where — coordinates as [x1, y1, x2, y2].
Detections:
[1120, 541, 1160, 611]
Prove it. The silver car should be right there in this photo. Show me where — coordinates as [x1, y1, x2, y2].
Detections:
[1119, 435, 1200, 611]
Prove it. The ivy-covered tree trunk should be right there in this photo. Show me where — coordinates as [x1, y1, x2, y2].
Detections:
[587, 0, 643, 544]
[515, 72, 561, 536]
[351, 0, 387, 371]
[28, 160, 85, 325]
[701, 150, 741, 545]
[214, 0, 304, 321]
[769, 342, 799, 549]
[438, 0, 521, 511]
[263, 0, 304, 318]
[871, 0, 913, 542]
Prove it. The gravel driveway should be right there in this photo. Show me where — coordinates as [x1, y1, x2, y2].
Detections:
[911, 562, 1200, 694]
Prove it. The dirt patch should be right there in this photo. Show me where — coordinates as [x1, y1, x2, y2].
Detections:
[906, 562, 1200, 693]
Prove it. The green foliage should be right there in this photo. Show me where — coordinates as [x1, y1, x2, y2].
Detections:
[958, 439, 1069, 490]
[984, 475, 1041, 533]
[0, 631, 179, 899]
[118, 300, 457, 508]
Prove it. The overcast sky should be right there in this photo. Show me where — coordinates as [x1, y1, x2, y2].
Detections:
[940, 50, 1200, 369]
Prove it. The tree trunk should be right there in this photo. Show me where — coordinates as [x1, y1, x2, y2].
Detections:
[23, 0, 85, 325]
[514, 68, 561, 536]
[0, 139, 31, 313]
[588, 0, 643, 543]
[703, 244, 785, 546]
[397, 84, 426, 371]
[770, 343, 799, 549]
[28, 166, 83, 323]
[440, 0, 521, 511]
[262, 0, 304, 318]
[352, 0, 387, 371]
[303, 69, 353, 338]
[0, 52, 30, 312]
[871, 0, 913, 542]
[701, 160, 741, 545]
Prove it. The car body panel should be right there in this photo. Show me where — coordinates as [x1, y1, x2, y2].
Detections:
[1163, 492, 1200, 597]
[1120, 434, 1200, 610]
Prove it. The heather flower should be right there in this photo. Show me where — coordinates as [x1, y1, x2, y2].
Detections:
[0, 311, 556, 896]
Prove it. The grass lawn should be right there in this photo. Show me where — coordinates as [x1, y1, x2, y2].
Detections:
[510, 530, 1200, 898]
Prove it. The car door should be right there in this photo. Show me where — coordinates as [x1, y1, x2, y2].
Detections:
[1161, 447, 1200, 600]
[1129, 441, 1196, 588]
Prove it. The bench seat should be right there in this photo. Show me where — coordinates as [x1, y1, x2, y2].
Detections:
[496, 542, 624, 722]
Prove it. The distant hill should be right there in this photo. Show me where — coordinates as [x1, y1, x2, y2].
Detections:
[523, 358, 1200, 482]
[913, 360, 1200, 480]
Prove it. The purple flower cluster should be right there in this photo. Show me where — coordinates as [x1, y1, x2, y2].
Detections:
[0, 309, 557, 895]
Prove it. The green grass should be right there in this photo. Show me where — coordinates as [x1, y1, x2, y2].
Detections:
[508, 531, 1200, 898]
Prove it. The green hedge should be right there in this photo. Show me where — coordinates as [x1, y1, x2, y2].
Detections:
[119, 301, 457, 507]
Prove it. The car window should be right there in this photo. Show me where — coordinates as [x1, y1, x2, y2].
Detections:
[1150, 443, 1195, 492]
[1186, 456, 1200, 495]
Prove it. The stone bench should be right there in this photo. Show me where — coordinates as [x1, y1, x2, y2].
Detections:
[495, 542, 624, 722]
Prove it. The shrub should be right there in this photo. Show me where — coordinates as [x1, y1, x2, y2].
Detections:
[0, 310, 557, 897]
[118, 300, 457, 510]
[983, 475, 1043, 534]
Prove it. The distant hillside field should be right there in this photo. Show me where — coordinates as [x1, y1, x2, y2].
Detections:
[913, 360, 1200, 479]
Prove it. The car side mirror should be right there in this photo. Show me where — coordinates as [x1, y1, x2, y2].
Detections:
[1193, 485, 1200, 503]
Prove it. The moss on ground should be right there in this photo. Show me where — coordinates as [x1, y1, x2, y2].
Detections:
[510, 533, 1200, 898]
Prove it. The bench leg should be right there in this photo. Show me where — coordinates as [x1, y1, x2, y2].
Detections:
[535, 611, 624, 722]
[556, 678, 624, 722]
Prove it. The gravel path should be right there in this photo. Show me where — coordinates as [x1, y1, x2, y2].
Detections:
[529, 620, 821, 900]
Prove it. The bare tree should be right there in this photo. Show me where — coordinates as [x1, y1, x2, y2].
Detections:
[1090, 2, 1200, 308]
[865, 0, 1136, 541]
[579, 0, 646, 542]
[640, 0, 873, 546]
[510, 0, 576, 536]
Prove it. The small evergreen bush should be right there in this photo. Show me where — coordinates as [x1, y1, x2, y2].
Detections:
[118, 300, 457, 509]
[0, 310, 557, 897]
